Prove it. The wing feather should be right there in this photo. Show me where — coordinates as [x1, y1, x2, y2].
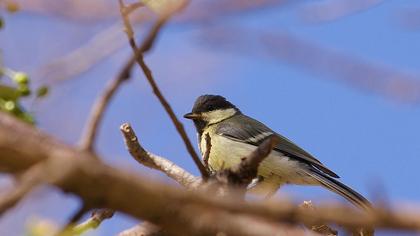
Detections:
[215, 114, 339, 178]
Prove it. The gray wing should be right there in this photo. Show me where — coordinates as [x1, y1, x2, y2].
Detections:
[215, 114, 339, 178]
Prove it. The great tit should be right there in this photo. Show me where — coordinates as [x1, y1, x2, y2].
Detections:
[184, 94, 370, 210]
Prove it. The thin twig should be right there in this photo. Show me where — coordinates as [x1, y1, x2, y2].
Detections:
[118, 0, 209, 178]
[224, 135, 280, 187]
[79, 68, 131, 152]
[0, 163, 45, 216]
[203, 133, 212, 173]
[78, 1, 158, 153]
[204, 135, 280, 198]
[56, 204, 90, 236]
[65, 209, 115, 235]
[120, 123, 200, 188]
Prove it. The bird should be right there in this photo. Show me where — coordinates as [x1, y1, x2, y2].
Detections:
[184, 94, 371, 210]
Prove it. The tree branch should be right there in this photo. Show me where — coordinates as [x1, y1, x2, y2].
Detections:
[78, 67, 131, 152]
[300, 201, 338, 236]
[78, 1, 168, 153]
[1, 113, 420, 234]
[0, 163, 45, 216]
[119, 222, 164, 236]
[118, 0, 209, 178]
[228, 135, 280, 187]
[203, 134, 211, 172]
[120, 123, 200, 188]
[71, 209, 114, 235]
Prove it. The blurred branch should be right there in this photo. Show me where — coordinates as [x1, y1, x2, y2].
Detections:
[300, 201, 338, 236]
[71, 209, 114, 235]
[118, 222, 164, 236]
[72, 2, 173, 231]
[397, 7, 420, 30]
[0, 113, 308, 236]
[74, 1, 199, 232]
[118, 0, 209, 178]
[300, 0, 384, 23]
[15, 0, 119, 21]
[78, 60, 131, 152]
[201, 27, 420, 103]
[56, 204, 89, 235]
[35, 22, 128, 84]
[35, 0, 288, 83]
[78, 1, 167, 153]
[1, 113, 420, 234]
[18, 0, 286, 22]
[3, 1, 420, 235]
[0, 163, 45, 217]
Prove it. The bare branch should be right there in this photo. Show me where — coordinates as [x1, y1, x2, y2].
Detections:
[120, 123, 200, 188]
[201, 27, 420, 103]
[300, 0, 384, 23]
[78, 1, 170, 153]
[62, 208, 115, 236]
[79, 67, 131, 152]
[201, 135, 280, 199]
[118, 0, 209, 178]
[76, 209, 114, 233]
[1, 113, 420, 234]
[56, 204, 90, 236]
[36, 0, 288, 83]
[300, 201, 338, 236]
[203, 134, 211, 172]
[230, 135, 280, 186]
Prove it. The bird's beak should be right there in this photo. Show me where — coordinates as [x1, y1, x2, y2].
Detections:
[183, 112, 201, 120]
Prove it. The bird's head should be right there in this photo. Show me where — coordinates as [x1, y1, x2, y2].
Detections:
[184, 95, 240, 130]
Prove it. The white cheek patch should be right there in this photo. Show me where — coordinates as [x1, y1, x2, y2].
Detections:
[202, 108, 237, 124]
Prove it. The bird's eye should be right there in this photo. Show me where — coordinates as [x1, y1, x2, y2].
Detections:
[207, 105, 214, 111]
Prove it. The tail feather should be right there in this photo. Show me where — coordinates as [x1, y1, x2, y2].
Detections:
[307, 168, 371, 211]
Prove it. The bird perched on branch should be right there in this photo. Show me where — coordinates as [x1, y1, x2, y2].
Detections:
[184, 94, 371, 210]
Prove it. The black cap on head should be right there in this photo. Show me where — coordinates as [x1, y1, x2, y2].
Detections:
[191, 95, 238, 114]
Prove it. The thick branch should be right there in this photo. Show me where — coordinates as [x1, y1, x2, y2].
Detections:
[1, 113, 420, 234]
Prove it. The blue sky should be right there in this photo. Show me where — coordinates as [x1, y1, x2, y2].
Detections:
[1, 1, 420, 235]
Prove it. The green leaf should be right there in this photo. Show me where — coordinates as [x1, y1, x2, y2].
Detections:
[13, 72, 29, 84]
[0, 85, 20, 101]
[17, 84, 31, 96]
